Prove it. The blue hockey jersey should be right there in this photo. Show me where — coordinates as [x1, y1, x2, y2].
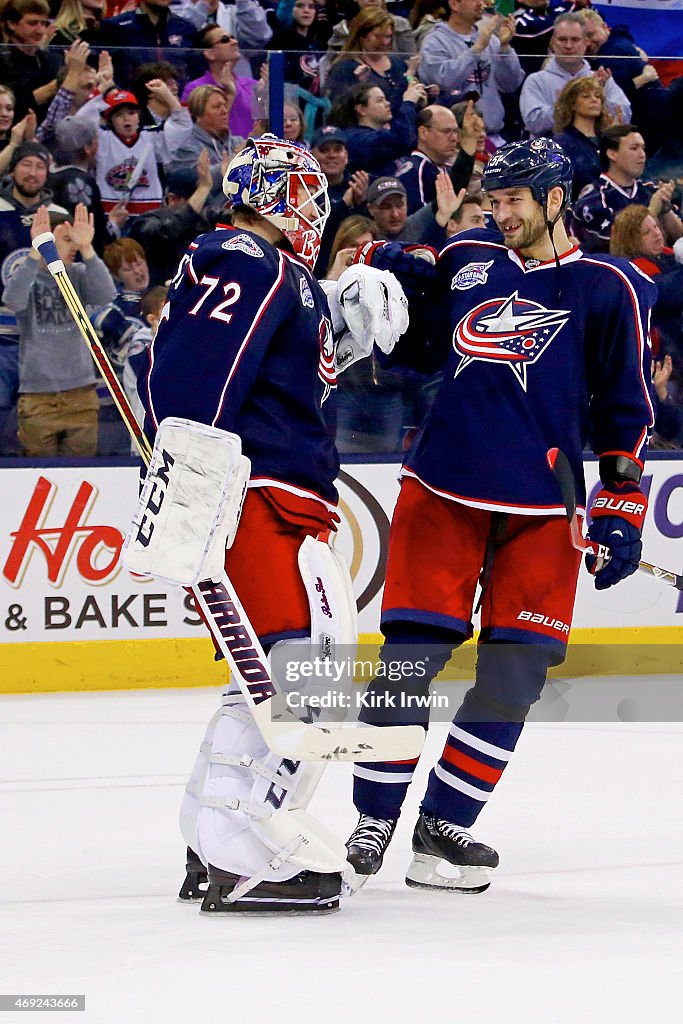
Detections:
[399, 229, 656, 514]
[140, 225, 339, 507]
[570, 174, 661, 254]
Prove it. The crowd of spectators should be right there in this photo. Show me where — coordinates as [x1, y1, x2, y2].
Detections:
[0, 0, 682, 457]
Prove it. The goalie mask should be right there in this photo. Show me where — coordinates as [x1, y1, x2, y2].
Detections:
[223, 135, 330, 268]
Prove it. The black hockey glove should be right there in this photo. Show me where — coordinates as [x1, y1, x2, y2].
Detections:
[586, 480, 647, 590]
[353, 241, 438, 299]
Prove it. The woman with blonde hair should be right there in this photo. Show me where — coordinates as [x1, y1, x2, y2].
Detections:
[51, 0, 104, 47]
[0, 85, 15, 150]
[552, 76, 612, 200]
[325, 8, 415, 109]
[0, 84, 37, 174]
[611, 204, 683, 442]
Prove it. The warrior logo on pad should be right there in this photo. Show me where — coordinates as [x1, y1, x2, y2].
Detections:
[453, 292, 569, 391]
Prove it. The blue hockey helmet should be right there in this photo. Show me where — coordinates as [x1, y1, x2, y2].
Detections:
[223, 135, 330, 268]
[481, 138, 573, 212]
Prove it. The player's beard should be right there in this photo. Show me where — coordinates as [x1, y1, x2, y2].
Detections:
[500, 206, 547, 252]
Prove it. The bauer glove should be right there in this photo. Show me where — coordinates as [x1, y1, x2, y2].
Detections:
[586, 481, 647, 590]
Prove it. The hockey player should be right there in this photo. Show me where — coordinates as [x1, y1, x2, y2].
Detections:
[136, 136, 408, 914]
[344, 138, 656, 893]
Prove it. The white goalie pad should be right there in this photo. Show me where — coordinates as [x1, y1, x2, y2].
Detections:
[122, 417, 251, 586]
[266, 538, 358, 726]
[252, 807, 349, 874]
[336, 263, 409, 358]
[185, 694, 348, 882]
[298, 535, 358, 653]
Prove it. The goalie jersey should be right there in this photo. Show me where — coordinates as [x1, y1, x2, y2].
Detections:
[140, 225, 339, 507]
[395, 230, 656, 513]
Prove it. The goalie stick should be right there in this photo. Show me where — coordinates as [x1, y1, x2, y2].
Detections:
[547, 447, 683, 591]
[32, 231, 425, 762]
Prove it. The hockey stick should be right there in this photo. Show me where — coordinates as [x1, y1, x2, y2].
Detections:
[32, 232, 425, 762]
[547, 447, 683, 591]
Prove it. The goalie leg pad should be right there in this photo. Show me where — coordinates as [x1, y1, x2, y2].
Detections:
[189, 693, 348, 886]
[122, 417, 250, 586]
[297, 534, 358, 654]
[269, 538, 359, 724]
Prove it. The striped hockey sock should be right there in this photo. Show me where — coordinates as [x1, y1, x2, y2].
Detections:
[421, 720, 523, 828]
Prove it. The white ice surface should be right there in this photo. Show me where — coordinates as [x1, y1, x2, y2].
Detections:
[2, 686, 682, 1024]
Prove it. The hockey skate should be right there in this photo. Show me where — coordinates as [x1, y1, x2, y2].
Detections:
[200, 865, 343, 915]
[345, 814, 397, 891]
[405, 813, 499, 894]
[178, 847, 208, 903]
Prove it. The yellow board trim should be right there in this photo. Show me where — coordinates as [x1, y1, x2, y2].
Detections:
[0, 637, 228, 694]
[0, 626, 681, 694]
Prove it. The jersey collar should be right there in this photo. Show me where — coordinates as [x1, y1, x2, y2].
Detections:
[601, 173, 640, 200]
[507, 245, 582, 272]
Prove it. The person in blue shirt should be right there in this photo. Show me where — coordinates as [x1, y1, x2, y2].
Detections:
[98, 0, 197, 88]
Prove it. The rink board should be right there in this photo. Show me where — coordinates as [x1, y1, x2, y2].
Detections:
[0, 457, 681, 692]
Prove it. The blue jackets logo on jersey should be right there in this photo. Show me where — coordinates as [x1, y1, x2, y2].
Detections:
[106, 159, 149, 192]
[453, 292, 569, 390]
[451, 260, 494, 291]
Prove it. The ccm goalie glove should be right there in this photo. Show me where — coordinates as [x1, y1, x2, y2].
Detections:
[586, 478, 647, 590]
[336, 263, 409, 356]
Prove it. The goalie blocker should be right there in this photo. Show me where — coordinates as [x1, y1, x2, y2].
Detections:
[123, 417, 251, 586]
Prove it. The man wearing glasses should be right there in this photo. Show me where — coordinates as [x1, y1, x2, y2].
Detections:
[397, 105, 471, 215]
[181, 24, 264, 138]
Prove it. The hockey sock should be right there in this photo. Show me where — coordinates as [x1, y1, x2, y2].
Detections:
[421, 642, 553, 826]
[353, 624, 463, 820]
[421, 716, 523, 828]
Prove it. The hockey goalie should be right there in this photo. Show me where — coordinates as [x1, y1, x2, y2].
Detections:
[122, 136, 413, 914]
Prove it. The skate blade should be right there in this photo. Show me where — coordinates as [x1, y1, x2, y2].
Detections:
[405, 853, 492, 894]
[346, 871, 372, 894]
[200, 905, 341, 917]
[200, 885, 341, 915]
